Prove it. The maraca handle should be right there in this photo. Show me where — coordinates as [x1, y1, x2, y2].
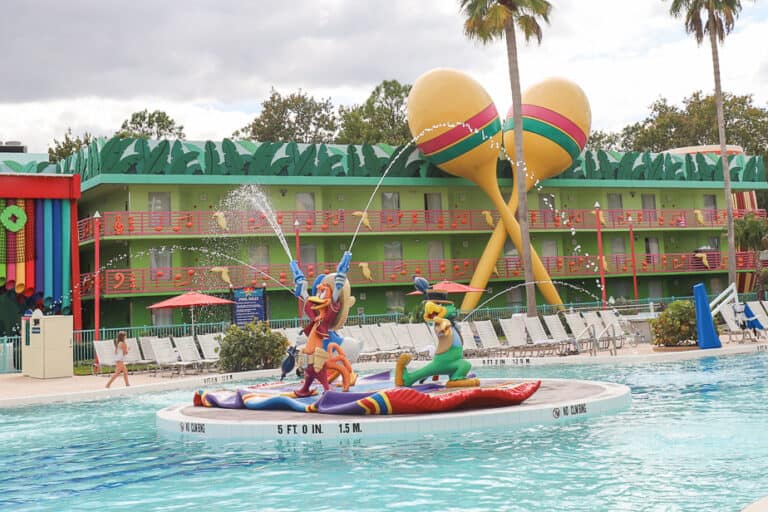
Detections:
[464, 192, 563, 309]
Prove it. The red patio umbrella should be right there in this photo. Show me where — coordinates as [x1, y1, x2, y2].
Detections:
[148, 291, 234, 336]
[407, 280, 486, 295]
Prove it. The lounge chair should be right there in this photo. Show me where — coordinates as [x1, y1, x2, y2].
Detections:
[391, 323, 416, 353]
[197, 333, 222, 365]
[521, 315, 563, 356]
[138, 336, 158, 367]
[123, 337, 153, 365]
[563, 312, 598, 355]
[174, 336, 215, 372]
[406, 323, 435, 358]
[472, 320, 504, 356]
[498, 315, 531, 356]
[542, 314, 579, 354]
[150, 337, 194, 376]
[598, 309, 642, 347]
[93, 340, 117, 374]
[455, 321, 480, 357]
[746, 301, 768, 331]
[582, 311, 620, 355]
[719, 306, 758, 343]
[363, 323, 401, 360]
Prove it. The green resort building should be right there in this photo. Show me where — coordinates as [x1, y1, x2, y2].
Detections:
[1, 138, 766, 330]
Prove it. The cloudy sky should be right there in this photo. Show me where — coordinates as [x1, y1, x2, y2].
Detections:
[2, 0, 767, 154]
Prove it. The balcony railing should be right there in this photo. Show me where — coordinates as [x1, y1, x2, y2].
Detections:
[76, 207, 765, 242]
[78, 251, 756, 298]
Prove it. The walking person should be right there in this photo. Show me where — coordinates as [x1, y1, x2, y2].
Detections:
[106, 331, 130, 388]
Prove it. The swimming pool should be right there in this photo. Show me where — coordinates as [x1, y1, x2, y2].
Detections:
[1, 353, 766, 511]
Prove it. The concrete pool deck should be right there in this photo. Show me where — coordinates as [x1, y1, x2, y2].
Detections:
[1, 338, 765, 408]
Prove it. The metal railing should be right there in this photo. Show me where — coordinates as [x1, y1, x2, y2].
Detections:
[77, 251, 757, 298]
[77, 207, 766, 242]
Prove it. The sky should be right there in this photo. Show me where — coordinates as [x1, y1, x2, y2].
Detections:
[1, 0, 767, 154]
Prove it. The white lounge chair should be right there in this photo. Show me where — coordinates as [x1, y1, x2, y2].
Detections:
[473, 320, 504, 356]
[150, 337, 194, 376]
[563, 312, 598, 355]
[391, 323, 416, 353]
[719, 306, 758, 343]
[455, 321, 480, 356]
[746, 301, 768, 332]
[138, 336, 158, 366]
[582, 311, 620, 354]
[406, 323, 435, 358]
[174, 336, 215, 372]
[522, 315, 562, 356]
[123, 337, 153, 365]
[498, 316, 530, 356]
[93, 340, 117, 374]
[542, 314, 579, 354]
[197, 333, 222, 364]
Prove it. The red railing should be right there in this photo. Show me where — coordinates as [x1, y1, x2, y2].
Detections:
[78, 251, 757, 298]
[77, 208, 765, 242]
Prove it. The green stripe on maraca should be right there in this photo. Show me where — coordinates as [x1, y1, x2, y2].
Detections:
[427, 118, 502, 166]
[503, 117, 581, 161]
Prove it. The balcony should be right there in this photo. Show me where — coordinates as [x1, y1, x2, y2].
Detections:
[76, 207, 765, 243]
[78, 251, 756, 298]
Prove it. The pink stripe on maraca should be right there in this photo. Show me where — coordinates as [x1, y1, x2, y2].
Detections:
[509, 105, 588, 148]
[418, 103, 498, 155]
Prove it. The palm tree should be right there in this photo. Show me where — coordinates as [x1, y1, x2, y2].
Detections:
[460, 0, 552, 317]
[668, 0, 745, 286]
[734, 213, 768, 299]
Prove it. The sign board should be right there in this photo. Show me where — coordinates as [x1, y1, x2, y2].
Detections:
[233, 287, 266, 326]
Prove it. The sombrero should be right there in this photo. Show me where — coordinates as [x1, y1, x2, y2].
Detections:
[314, 273, 356, 331]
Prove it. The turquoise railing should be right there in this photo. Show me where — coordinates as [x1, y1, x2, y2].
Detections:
[1, 291, 758, 373]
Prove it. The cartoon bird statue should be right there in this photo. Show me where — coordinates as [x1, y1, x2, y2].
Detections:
[694, 209, 705, 225]
[694, 252, 710, 269]
[352, 211, 372, 231]
[413, 274, 431, 296]
[481, 210, 495, 228]
[280, 345, 299, 381]
[593, 208, 607, 226]
[212, 211, 229, 231]
[358, 262, 374, 281]
[210, 266, 233, 287]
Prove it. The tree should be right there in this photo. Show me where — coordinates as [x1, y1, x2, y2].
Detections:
[115, 109, 185, 139]
[48, 128, 94, 163]
[669, 0, 746, 286]
[460, 0, 552, 317]
[613, 92, 768, 156]
[336, 80, 412, 146]
[734, 213, 768, 299]
[585, 129, 624, 152]
[233, 88, 337, 143]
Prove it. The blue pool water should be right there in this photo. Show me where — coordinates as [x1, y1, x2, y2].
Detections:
[1, 353, 767, 511]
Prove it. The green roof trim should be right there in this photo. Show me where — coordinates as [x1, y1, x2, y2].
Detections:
[3, 137, 765, 186]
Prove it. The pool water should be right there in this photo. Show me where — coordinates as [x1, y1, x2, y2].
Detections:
[1, 353, 767, 511]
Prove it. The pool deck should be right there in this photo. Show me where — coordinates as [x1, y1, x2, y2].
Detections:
[1, 337, 766, 408]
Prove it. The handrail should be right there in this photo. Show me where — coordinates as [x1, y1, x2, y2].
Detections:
[77, 251, 759, 298]
[76, 207, 766, 242]
[710, 282, 738, 317]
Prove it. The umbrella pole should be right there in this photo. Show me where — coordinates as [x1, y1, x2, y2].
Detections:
[191, 306, 195, 338]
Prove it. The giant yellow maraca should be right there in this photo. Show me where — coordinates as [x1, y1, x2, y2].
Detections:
[461, 77, 591, 311]
[407, 68, 562, 306]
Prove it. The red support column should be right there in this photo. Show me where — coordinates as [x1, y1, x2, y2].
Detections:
[629, 217, 638, 301]
[94, 212, 101, 340]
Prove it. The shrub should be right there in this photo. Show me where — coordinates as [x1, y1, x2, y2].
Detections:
[650, 300, 697, 346]
[218, 321, 288, 372]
